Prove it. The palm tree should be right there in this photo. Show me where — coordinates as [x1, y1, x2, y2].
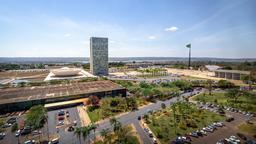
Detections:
[74, 128, 82, 144]
[90, 123, 98, 142]
[115, 126, 135, 143]
[171, 103, 177, 135]
[100, 128, 109, 139]
[205, 80, 213, 95]
[110, 117, 121, 132]
[81, 127, 90, 143]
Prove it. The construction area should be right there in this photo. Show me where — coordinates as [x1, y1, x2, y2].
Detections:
[0, 80, 126, 113]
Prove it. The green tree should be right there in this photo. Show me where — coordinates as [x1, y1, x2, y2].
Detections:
[205, 80, 213, 95]
[161, 103, 166, 109]
[217, 80, 234, 89]
[26, 105, 47, 130]
[225, 89, 243, 103]
[126, 97, 138, 110]
[100, 128, 109, 140]
[171, 103, 177, 135]
[74, 127, 82, 144]
[110, 117, 121, 132]
[11, 123, 18, 132]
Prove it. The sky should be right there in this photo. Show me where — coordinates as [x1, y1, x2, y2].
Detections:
[0, 0, 255, 58]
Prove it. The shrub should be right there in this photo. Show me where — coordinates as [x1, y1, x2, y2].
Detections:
[87, 105, 99, 112]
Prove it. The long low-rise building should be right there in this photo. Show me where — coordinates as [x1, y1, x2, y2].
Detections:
[214, 69, 250, 80]
[0, 80, 126, 113]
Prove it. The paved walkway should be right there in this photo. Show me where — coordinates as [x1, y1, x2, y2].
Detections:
[77, 106, 91, 126]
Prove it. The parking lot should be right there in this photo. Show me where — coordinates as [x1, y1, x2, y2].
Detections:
[0, 106, 83, 144]
[191, 111, 254, 144]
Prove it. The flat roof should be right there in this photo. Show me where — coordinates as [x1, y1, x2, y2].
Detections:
[0, 80, 124, 105]
[214, 69, 250, 75]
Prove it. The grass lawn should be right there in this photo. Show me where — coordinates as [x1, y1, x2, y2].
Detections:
[87, 107, 102, 122]
[238, 122, 256, 136]
[192, 92, 256, 113]
[147, 104, 224, 144]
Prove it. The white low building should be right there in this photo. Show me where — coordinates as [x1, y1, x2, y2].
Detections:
[44, 67, 96, 81]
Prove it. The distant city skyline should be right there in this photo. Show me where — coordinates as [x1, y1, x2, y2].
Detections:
[0, 0, 255, 58]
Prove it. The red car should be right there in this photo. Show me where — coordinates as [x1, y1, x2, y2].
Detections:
[58, 116, 65, 121]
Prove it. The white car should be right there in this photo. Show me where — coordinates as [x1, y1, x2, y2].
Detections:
[48, 138, 59, 144]
[24, 140, 35, 144]
[15, 130, 21, 137]
[152, 137, 157, 144]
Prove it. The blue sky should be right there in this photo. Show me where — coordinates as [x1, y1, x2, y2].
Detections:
[0, 0, 255, 58]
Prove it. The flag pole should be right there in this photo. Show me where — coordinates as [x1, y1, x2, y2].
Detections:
[186, 44, 191, 69]
[188, 46, 191, 69]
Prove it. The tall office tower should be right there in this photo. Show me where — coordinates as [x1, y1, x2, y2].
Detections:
[90, 37, 109, 76]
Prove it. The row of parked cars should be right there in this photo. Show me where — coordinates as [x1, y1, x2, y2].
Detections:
[172, 122, 225, 144]
[0, 117, 17, 140]
[224, 106, 254, 117]
[143, 127, 158, 144]
[218, 132, 256, 144]
[216, 135, 241, 144]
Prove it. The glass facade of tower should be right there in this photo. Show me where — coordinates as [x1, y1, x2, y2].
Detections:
[90, 37, 109, 76]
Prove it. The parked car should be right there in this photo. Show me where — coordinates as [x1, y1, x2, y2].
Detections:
[67, 126, 75, 132]
[144, 128, 149, 132]
[15, 130, 21, 137]
[21, 126, 31, 135]
[49, 138, 59, 144]
[0, 133, 6, 140]
[148, 131, 153, 137]
[32, 130, 42, 135]
[58, 110, 65, 116]
[7, 117, 16, 125]
[73, 120, 77, 126]
[24, 140, 35, 144]
[137, 116, 141, 120]
[189, 132, 198, 138]
[58, 121, 64, 126]
[152, 137, 157, 144]
[58, 116, 65, 121]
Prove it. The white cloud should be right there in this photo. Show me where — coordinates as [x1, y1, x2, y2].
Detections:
[81, 40, 89, 44]
[148, 36, 156, 40]
[64, 33, 71, 37]
[110, 40, 116, 44]
[165, 26, 178, 32]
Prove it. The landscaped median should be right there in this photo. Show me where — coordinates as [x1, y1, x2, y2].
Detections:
[86, 96, 149, 122]
[142, 102, 225, 144]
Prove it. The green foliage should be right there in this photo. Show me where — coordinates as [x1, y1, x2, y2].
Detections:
[26, 105, 47, 130]
[148, 102, 224, 143]
[82, 63, 90, 69]
[217, 80, 235, 89]
[11, 123, 18, 132]
[109, 62, 125, 68]
[172, 80, 192, 90]
[161, 103, 166, 109]
[87, 97, 145, 122]
[0, 118, 5, 132]
[126, 97, 138, 110]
